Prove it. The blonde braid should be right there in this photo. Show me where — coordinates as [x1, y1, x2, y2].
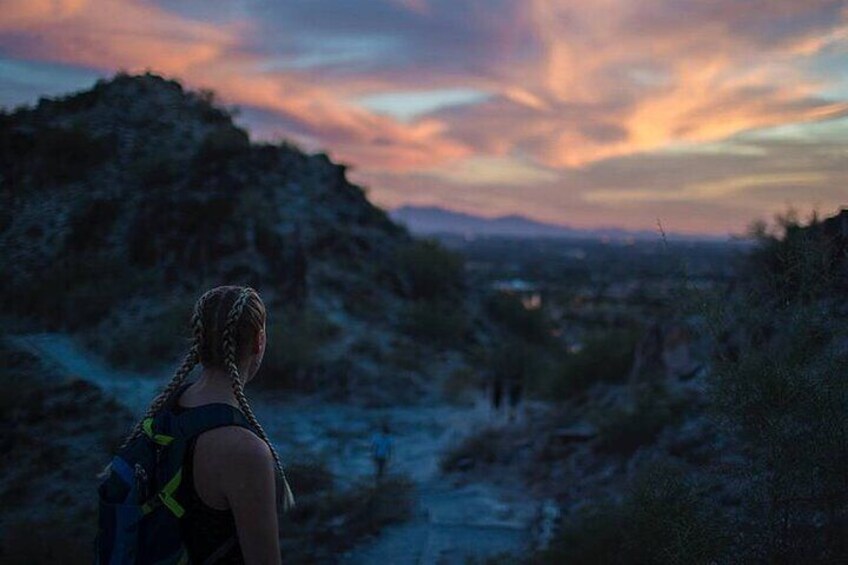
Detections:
[118, 291, 211, 449]
[223, 287, 296, 511]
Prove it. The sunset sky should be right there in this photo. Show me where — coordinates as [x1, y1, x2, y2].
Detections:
[2, 0, 847, 236]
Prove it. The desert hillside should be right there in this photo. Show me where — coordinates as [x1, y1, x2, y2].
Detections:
[0, 72, 484, 400]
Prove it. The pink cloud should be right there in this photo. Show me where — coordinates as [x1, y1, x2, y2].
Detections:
[0, 0, 473, 170]
[2, 0, 847, 234]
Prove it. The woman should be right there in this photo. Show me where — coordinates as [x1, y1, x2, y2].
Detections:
[116, 285, 294, 564]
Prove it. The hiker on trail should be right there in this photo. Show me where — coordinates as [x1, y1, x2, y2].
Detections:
[506, 369, 524, 423]
[371, 422, 393, 482]
[95, 286, 295, 565]
[490, 371, 504, 415]
[489, 370, 523, 422]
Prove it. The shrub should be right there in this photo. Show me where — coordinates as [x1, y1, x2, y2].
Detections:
[546, 328, 639, 400]
[260, 307, 340, 389]
[194, 127, 250, 164]
[94, 298, 193, 369]
[0, 343, 134, 565]
[0, 344, 50, 422]
[395, 239, 464, 301]
[701, 209, 848, 562]
[34, 125, 113, 184]
[592, 387, 684, 456]
[129, 152, 184, 189]
[746, 209, 845, 302]
[284, 459, 335, 498]
[401, 299, 468, 347]
[485, 292, 550, 344]
[442, 365, 481, 404]
[350, 337, 383, 360]
[537, 460, 729, 564]
[2, 253, 155, 329]
[279, 474, 414, 562]
[64, 198, 122, 253]
[384, 339, 426, 373]
[710, 303, 848, 562]
[340, 280, 386, 321]
[488, 337, 556, 397]
[1, 518, 94, 565]
[440, 427, 501, 472]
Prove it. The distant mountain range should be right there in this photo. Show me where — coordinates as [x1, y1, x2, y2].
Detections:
[389, 205, 726, 242]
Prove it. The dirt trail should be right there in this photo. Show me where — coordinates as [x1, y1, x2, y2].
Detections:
[8, 333, 538, 564]
[342, 479, 534, 564]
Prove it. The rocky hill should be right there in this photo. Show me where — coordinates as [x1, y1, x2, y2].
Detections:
[0, 72, 483, 400]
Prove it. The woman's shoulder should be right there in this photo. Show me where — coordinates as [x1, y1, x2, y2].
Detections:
[197, 425, 270, 459]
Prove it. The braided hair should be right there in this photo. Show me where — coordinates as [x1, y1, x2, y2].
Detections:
[116, 285, 295, 510]
[118, 290, 212, 450]
[221, 287, 295, 510]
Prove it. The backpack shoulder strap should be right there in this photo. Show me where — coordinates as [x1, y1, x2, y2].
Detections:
[173, 403, 253, 441]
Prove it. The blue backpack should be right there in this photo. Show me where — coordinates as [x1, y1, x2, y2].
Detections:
[94, 397, 251, 564]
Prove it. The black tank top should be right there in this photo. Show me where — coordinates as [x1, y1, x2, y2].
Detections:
[172, 401, 245, 564]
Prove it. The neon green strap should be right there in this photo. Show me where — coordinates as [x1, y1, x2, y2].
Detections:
[158, 468, 185, 517]
[141, 469, 185, 518]
[141, 418, 174, 446]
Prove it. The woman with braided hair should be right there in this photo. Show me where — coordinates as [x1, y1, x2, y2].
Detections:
[115, 285, 294, 564]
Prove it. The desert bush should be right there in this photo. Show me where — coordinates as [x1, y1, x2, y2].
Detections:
[485, 292, 550, 344]
[442, 365, 481, 404]
[0, 343, 50, 422]
[536, 460, 729, 565]
[440, 427, 502, 472]
[384, 339, 426, 373]
[193, 88, 235, 125]
[535, 328, 638, 401]
[260, 307, 340, 389]
[487, 337, 556, 395]
[194, 126, 250, 165]
[746, 209, 847, 301]
[710, 303, 848, 562]
[1, 518, 94, 565]
[340, 280, 387, 321]
[94, 298, 193, 369]
[129, 152, 184, 189]
[64, 198, 122, 253]
[401, 299, 468, 347]
[701, 210, 848, 562]
[0, 343, 134, 565]
[350, 337, 383, 360]
[284, 459, 335, 498]
[34, 125, 113, 184]
[2, 253, 155, 330]
[592, 387, 684, 456]
[395, 239, 464, 301]
[279, 474, 414, 563]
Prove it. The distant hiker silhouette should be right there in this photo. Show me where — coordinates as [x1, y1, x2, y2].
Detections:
[491, 371, 504, 412]
[489, 367, 524, 423]
[95, 286, 294, 565]
[506, 370, 524, 422]
[371, 423, 393, 482]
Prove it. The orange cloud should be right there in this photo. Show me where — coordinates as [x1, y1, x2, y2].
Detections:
[4, 0, 847, 173]
[476, 0, 848, 167]
[0, 0, 472, 170]
[2, 0, 848, 235]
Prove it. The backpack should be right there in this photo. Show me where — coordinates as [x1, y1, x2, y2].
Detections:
[94, 394, 251, 565]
